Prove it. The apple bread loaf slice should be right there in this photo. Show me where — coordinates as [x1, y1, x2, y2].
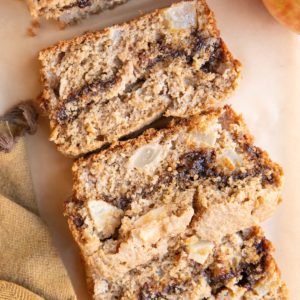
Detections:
[39, 0, 241, 156]
[70, 106, 283, 248]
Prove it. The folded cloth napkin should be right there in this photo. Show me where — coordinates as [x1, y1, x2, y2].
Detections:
[0, 135, 76, 299]
[0, 281, 43, 300]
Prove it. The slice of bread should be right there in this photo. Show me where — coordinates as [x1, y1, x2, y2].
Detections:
[25, 0, 129, 24]
[70, 106, 283, 247]
[39, 0, 241, 156]
[64, 196, 288, 300]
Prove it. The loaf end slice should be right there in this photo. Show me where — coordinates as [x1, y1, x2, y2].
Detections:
[39, 0, 241, 156]
[25, 0, 129, 24]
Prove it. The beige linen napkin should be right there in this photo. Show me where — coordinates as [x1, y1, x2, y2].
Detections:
[0, 137, 76, 300]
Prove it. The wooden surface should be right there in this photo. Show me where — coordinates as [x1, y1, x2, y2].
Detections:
[0, 0, 299, 299]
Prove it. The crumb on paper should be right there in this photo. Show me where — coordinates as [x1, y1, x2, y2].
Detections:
[26, 20, 41, 37]
[31, 19, 40, 28]
[26, 27, 37, 37]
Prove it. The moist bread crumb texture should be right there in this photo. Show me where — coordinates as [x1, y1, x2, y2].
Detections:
[25, 0, 129, 24]
[70, 106, 283, 241]
[65, 107, 286, 299]
[39, 0, 241, 156]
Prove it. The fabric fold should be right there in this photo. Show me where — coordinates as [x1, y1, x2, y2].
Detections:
[0, 137, 76, 300]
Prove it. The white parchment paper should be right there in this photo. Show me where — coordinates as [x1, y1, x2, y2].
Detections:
[0, 0, 299, 299]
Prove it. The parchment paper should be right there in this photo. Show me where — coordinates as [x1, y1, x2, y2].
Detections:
[0, 0, 299, 299]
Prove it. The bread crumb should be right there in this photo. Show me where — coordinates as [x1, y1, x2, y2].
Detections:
[31, 19, 40, 28]
[26, 27, 37, 37]
[26, 20, 40, 37]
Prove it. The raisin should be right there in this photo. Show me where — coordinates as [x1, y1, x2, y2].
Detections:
[96, 134, 105, 141]
[186, 55, 193, 65]
[73, 215, 84, 228]
[57, 52, 65, 63]
[237, 257, 266, 289]
[191, 30, 206, 53]
[77, 0, 91, 8]
[201, 42, 224, 73]
[117, 197, 131, 210]
[255, 239, 266, 254]
[56, 107, 68, 123]
[177, 149, 217, 180]
[200, 61, 211, 73]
